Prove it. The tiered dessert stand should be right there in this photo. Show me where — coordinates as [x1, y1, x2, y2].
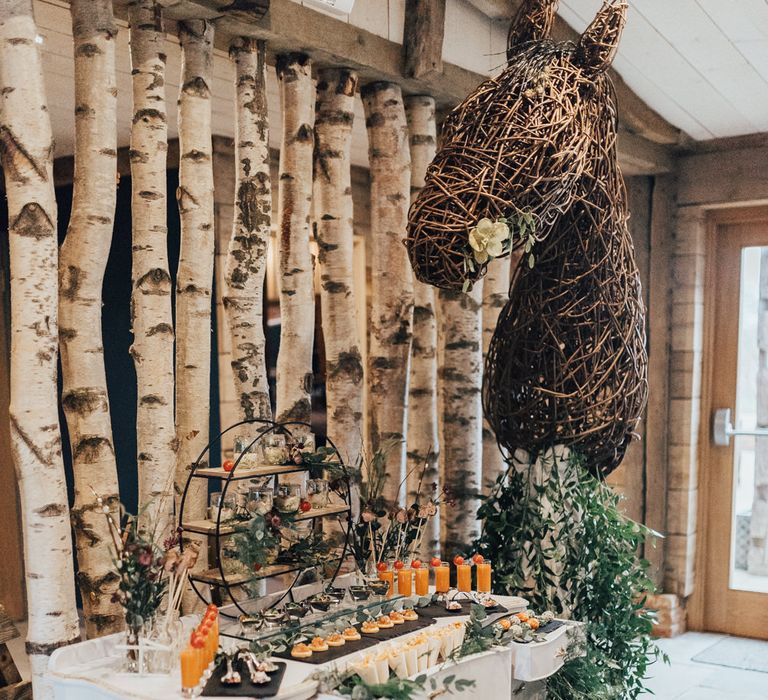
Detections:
[177, 419, 354, 622]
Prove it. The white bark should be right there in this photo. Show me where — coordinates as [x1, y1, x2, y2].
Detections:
[0, 0, 80, 693]
[224, 38, 272, 425]
[405, 96, 439, 551]
[58, 0, 122, 639]
[438, 284, 484, 553]
[361, 82, 413, 507]
[314, 68, 363, 464]
[175, 19, 214, 609]
[276, 53, 315, 433]
[129, 0, 175, 537]
[749, 249, 768, 575]
[481, 256, 511, 491]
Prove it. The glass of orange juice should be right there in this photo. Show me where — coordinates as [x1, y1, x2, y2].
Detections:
[378, 564, 395, 598]
[434, 561, 450, 593]
[397, 566, 413, 596]
[180, 646, 199, 697]
[456, 562, 472, 592]
[476, 559, 492, 593]
[413, 562, 429, 596]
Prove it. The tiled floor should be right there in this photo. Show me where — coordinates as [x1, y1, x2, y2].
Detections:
[645, 632, 768, 700]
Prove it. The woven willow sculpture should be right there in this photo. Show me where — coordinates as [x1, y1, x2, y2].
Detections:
[405, 0, 629, 291]
[406, 0, 647, 476]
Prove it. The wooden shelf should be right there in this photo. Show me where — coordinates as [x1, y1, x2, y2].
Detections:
[295, 503, 350, 521]
[192, 464, 308, 480]
[180, 504, 350, 536]
[190, 563, 302, 587]
[181, 519, 248, 536]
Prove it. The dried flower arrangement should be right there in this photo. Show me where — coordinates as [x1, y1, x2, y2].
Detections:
[349, 441, 452, 571]
[95, 489, 200, 670]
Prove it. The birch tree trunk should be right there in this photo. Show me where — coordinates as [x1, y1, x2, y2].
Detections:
[438, 285, 484, 553]
[224, 38, 272, 426]
[405, 96, 439, 550]
[361, 82, 413, 507]
[481, 256, 511, 492]
[276, 53, 315, 434]
[314, 68, 363, 464]
[0, 0, 80, 692]
[58, 0, 122, 639]
[129, 0, 175, 537]
[175, 19, 214, 609]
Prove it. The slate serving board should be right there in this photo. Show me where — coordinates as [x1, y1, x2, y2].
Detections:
[202, 659, 287, 698]
[415, 600, 508, 618]
[275, 616, 437, 665]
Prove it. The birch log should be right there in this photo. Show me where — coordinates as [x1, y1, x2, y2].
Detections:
[59, 0, 122, 639]
[438, 285, 484, 553]
[224, 38, 272, 425]
[175, 19, 214, 608]
[276, 53, 315, 433]
[405, 96, 439, 550]
[0, 0, 80, 692]
[129, 0, 175, 536]
[314, 68, 363, 463]
[361, 82, 413, 506]
[481, 256, 511, 491]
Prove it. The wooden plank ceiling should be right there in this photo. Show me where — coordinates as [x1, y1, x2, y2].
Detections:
[559, 0, 768, 141]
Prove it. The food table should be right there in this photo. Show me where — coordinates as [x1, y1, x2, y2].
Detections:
[47, 584, 581, 700]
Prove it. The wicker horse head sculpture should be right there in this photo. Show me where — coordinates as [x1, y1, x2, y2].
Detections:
[482, 1, 646, 477]
[405, 0, 630, 291]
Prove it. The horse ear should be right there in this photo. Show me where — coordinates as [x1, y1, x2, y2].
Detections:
[576, 1, 628, 75]
[507, 0, 559, 60]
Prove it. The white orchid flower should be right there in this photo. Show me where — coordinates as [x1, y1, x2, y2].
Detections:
[468, 217, 511, 265]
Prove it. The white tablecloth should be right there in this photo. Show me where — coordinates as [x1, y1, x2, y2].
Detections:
[47, 594, 580, 699]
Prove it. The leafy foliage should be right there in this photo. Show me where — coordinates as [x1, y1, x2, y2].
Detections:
[317, 666, 475, 700]
[475, 449, 666, 699]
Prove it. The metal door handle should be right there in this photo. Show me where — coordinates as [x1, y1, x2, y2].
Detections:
[713, 408, 768, 446]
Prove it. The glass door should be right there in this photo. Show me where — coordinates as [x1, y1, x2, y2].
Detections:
[703, 212, 768, 639]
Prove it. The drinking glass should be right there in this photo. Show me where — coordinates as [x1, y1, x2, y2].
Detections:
[434, 562, 450, 593]
[476, 560, 492, 593]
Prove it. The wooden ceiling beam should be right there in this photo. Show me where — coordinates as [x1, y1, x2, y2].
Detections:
[111, 0, 673, 174]
[403, 0, 447, 80]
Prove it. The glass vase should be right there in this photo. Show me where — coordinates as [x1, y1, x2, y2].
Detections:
[123, 617, 153, 673]
[146, 610, 183, 674]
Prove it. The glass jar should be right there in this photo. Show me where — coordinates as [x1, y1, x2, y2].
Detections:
[247, 486, 274, 516]
[234, 435, 261, 469]
[274, 484, 302, 514]
[262, 433, 289, 465]
[307, 478, 329, 509]
[209, 492, 235, 522]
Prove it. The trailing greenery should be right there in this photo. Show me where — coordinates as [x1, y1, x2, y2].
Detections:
[475, 448, 667, 700]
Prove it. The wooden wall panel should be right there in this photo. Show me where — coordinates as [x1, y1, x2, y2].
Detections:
[0, 220, 25, 620]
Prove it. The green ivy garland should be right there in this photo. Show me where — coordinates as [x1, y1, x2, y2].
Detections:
[475, 449, 667, 700]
